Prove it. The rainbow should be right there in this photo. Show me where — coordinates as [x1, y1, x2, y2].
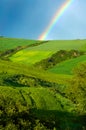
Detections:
[38, 0, 73, 40]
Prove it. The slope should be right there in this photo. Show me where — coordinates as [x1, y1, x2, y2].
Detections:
[9, 39, 86, 65]
[0, 37, 39, 52]
[0, 59, 71, 87]
[23, 39, 86, 51]
[0, 86, 75, 111]
[49, 55, 86, 75]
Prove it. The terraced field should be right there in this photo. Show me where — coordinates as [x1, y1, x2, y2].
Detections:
[49, 55, 86, 75]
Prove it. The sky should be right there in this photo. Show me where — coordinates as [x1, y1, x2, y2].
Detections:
[0, 0, 86, 40]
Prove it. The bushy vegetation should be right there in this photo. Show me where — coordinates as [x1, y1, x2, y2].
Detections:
[35, 50, 84, 70]
[65, 62, 86, 113]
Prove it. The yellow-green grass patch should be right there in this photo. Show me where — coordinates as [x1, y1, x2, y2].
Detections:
[10, 50, 54, 65]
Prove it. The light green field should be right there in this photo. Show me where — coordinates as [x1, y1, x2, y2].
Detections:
[80, 43, 86, 51]
[10, 50, 54, 65]
[49, 55, 86, 75]
[0, 37, 39, 51]
[25, 39, 86, 51]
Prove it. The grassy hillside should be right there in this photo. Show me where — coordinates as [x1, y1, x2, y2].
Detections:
[9, 39, 86, 65]
[0, 59, 71, 86]
[49, 55, 86, 75]
[0, 37, 39, 52]
[24, 39, 86, 51]
[0, 59, 86, 129]
[0, 37, 86, 129]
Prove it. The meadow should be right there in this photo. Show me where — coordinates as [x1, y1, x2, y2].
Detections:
[0, 37, 40, 52]
[25, 39, 86, 51]
[9, 39, 86, 65]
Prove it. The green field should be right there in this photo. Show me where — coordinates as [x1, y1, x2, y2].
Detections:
[0, 59, 71, 85]
[9, 39, 86, 65]
[24, 39, 86, 51]
[0, 37, 39, 52]
[49, 55, 86, 75]
[10, 50, 54, 65]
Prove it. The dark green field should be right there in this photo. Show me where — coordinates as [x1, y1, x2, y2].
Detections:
[0, 37, 86, 130]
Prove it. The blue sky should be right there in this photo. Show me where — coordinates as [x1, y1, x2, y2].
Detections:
[0, 0, 86, 40]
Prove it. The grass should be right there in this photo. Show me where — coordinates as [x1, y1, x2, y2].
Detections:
[25, 39, 86, 51]
[0, 37, 39, 52]
[0, 55, 74, 111]
[10, 50, 54, 65]
[49, 55, 86, 75]
[0, 57, 74, 113]
[9, 39, 86, 65]
[0, 59, 71, 85]
[80, 43, 86, 51]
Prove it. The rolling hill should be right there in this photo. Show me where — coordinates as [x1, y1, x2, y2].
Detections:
[0, 37, 40, 52]
[0, 37, 86, 130]
[23, 39, 86, 51]
[9, 39, 86, 65]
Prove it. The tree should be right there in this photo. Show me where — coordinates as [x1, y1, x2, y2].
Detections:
[65, 62, 86, 113]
